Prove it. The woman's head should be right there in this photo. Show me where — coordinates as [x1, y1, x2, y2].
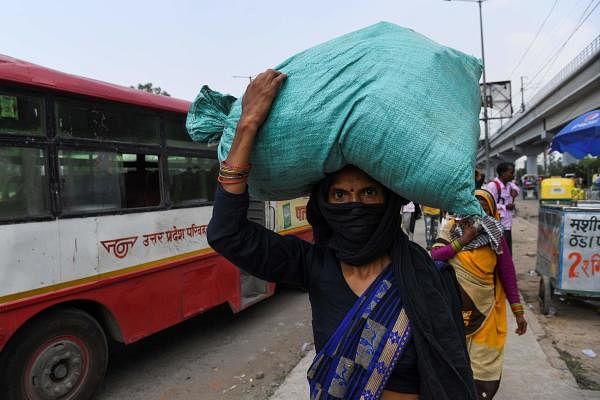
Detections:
[306, 165, 406, 265]
[327, 166, 386, 204]
[475, 189, 499, 220]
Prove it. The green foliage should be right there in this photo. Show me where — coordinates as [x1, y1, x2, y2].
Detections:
[131, 83, 170, 97]
[537, 164, 545, 176]
[541, 155, 600, 185]
[547, 154, 564, 177]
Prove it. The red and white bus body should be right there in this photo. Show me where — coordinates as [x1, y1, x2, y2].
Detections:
[0, 55, 311, 399]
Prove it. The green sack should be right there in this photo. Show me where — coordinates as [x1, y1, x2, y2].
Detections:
[187, 22, 483, 215]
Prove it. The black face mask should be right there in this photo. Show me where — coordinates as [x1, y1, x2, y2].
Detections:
[320, 202, 387, 263]
[307, 174, 406, 266]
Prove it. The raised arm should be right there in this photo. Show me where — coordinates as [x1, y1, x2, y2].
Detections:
[220, 69, 287, 195]
[206, 70, 316, 289]
[431, 223, 480, 261]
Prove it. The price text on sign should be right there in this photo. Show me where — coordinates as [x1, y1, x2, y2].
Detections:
[568, 252, 600, 279]
[561, 213, 600, 292]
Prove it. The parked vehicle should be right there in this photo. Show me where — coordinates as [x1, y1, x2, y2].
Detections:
[0, 55, 312, 400]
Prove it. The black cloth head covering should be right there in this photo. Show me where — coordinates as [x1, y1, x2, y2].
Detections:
[306, 170, 477, 400]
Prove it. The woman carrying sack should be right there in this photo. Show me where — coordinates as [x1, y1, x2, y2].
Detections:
[207, 70, 476, 399]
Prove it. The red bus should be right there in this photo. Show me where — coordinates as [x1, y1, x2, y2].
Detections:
[0, 55, 312, 400]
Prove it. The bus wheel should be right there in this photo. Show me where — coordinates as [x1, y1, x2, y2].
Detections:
[1, 308, 108, 400]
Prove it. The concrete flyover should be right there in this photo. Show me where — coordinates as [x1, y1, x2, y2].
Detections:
[477, 35, 600, 176]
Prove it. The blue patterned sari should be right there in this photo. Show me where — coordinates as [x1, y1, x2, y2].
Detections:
[307, 266, 412, 400]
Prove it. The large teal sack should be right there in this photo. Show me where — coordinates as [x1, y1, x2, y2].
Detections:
[187, 22, 483, 214]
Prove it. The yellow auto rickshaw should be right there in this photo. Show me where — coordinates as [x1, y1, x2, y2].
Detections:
[540, 177, 575, 205]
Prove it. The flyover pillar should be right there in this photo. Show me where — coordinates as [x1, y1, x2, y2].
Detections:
[526, 154, 538, 175]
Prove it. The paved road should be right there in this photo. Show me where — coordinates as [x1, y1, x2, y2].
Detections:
[96, 287, 312, 400]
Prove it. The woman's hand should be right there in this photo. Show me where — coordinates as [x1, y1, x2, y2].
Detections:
[515, 314, 527, 335]
[238, 69, 287, 132]
[459, 223, 480, 246]
[222, 69, 286, 195]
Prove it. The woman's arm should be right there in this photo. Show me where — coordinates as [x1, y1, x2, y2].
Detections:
[430, 244, 456, 261]
[496, 238, 528, 335]
[206, 69, 318, 289]
[207, 185, 315, 288]
[430, 224, 479, 261]
[496, 238, 520, 305]
[221, 69, 287, 195]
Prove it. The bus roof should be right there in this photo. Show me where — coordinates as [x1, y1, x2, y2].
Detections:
[0, 54, 191, 114]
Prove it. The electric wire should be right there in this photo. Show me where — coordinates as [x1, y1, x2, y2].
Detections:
[509, 0, 560, 79]
[577, 0, 598, 22]
[526, 0, 599, 90]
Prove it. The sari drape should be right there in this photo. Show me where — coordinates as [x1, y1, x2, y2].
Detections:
[308, 266, 411, 400]
[434, 220, 507, 395]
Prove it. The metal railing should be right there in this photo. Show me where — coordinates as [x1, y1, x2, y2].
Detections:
[527, 34, 600, 108]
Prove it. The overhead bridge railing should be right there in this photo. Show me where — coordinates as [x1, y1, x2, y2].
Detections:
[478, 34, 600, 160]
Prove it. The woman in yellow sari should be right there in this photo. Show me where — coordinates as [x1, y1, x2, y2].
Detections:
[431, 189, 527, 400]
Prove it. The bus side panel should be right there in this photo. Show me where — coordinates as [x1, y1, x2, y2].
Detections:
[57, 208, 215, 288]
[0, 227, 311, 351]
[0, 250, 242, 350]
[182, 255, 241, 317]
[0, 220, 60, 297]
[83, 251, 242, 342]
[292, 228, 313, 243]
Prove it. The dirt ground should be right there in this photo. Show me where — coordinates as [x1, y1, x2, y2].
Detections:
[96, 288, 313, 400]
[512, 199, 600, 390]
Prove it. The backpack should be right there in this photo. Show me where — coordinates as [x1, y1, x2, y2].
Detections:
[492, 180, 503, 204]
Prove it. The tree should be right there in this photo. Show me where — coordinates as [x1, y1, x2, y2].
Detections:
[131, 83, 170, 97]
[564, 157, 600, 186]
[547, 152, 563, 177]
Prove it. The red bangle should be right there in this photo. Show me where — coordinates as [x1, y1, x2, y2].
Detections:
[217, 176, 248, 185]
[222, 160, 251, 170]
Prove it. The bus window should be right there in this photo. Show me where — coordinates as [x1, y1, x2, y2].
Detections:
[59, 150, 161, 213]
[55, 100, 159, 144]
[167, 155, 218, 206]
[0, 92, 45, 136]
[0, 147, 49, 220]
[165, 116, 217, 150]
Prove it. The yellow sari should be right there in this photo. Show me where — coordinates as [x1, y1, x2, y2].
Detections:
[433, 191, 507, 398]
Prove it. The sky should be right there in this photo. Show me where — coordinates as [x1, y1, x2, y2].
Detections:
[2, 0, 599, 110]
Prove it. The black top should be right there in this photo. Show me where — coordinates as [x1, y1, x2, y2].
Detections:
[207, 185, 419, 393]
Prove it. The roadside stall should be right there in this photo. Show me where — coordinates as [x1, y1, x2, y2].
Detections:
[536, 202, 600, 314]
[537, 109, 600, 314]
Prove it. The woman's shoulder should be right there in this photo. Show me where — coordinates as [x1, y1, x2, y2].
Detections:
[406, 241, 454, 274]
[407, 241, 432, 261]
